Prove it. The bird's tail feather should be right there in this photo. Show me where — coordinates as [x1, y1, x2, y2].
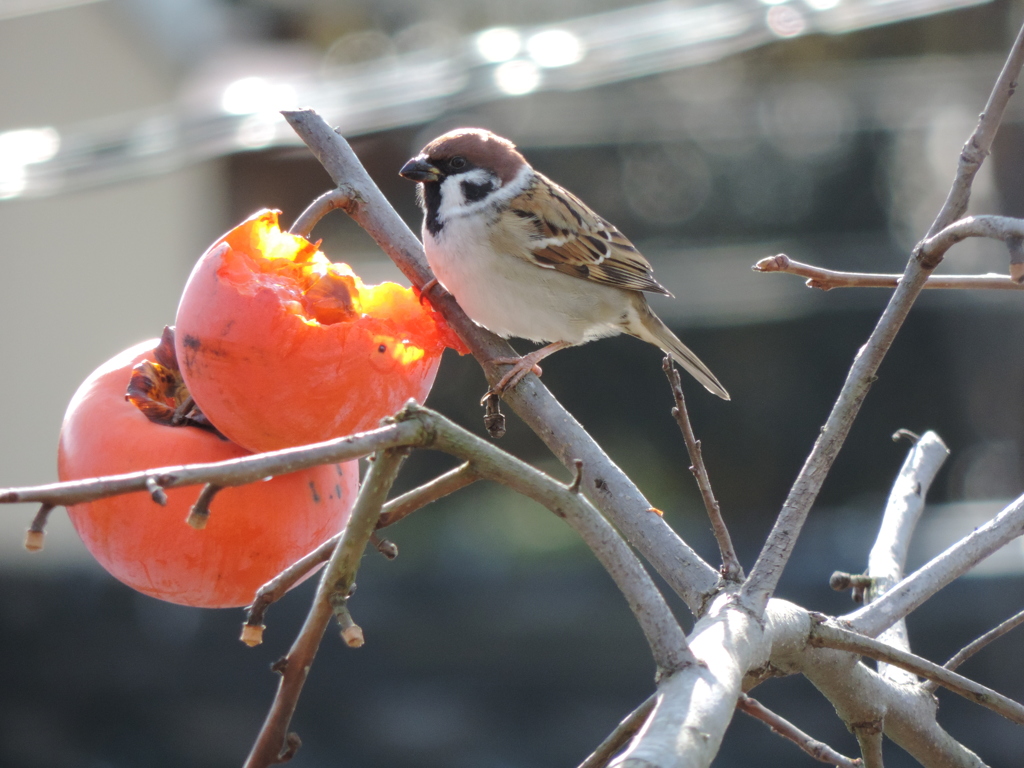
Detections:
[629, 296, 730, 401]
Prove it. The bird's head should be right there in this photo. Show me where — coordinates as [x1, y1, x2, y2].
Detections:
[400, 129, 531, 229]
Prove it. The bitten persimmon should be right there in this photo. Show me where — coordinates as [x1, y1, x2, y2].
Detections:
[57, 336, 358, 608]
[174, 209, 457, 453]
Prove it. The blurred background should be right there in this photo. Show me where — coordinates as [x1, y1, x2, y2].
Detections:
[2, 0, 1024, 766]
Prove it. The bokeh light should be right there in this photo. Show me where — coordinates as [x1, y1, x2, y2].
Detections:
[475, 27, 522, 63]
[494, 60, 542, 95]
[0, 127, 60, 199]
[220, 77, 298, 116]
[766, 5, 807, 37]
[526, 29, 585, 68]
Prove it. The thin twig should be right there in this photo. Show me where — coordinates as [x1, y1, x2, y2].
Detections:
[577, 695, 656, 768]
[865, 432, 949, 683]
[830, 572, 874, 603]
[741, 22, 1024, 617]
[754, 254, 1024, 291]
[376, 461, 480, 528]
[809, 621, 1024, 726]
[369, 533, 398, 560]
[853, 721, 884, 768]
[244, 449, 406, 768]
[186, 483, 223, 530]
[331, 598, 365, 648]
[242, 460, 482, 643]
[0, 420, 423, 508]
[23, 503, 55, 552]
[281, 109, 721, 615]
[662, 357, 742, 582]
[922, 608, 1024, 693]
[927, 25, 1024, 239]
[918, 215, 1024, 272]
[289, 188, 358, 239]
[145, 476, 167, 505]
[736, 694, 861, 768]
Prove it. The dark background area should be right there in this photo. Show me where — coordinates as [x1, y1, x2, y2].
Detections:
[3, 0, 1024, 766]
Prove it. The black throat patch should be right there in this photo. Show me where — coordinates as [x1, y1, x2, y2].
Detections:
[422, 182, 443, 236]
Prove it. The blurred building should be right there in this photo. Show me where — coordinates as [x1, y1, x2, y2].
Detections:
[1, 1, 1023, 766]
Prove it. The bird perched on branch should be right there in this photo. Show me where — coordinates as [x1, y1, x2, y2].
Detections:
[399, 128, 729, 401]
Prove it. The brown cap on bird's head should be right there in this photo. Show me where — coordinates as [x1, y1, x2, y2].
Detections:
[401, 128, 527, 184]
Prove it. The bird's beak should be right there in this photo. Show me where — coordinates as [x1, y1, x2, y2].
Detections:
[399, 155, 441, 182]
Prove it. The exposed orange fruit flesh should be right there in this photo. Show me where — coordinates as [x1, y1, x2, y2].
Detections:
[175, 210, 456, 453]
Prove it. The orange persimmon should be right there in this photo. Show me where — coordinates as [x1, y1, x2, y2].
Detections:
[57, 337, 358, 608]
[174, 209, 457, 453]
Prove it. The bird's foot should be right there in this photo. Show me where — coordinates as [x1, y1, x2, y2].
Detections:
[481, 341, 571, 402]
[417, 277, 444, 306]
[482, 357, 544, 403]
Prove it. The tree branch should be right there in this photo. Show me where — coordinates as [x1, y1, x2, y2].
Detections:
[740, 21, 1024, 616]
[244, 449, 406, 768]
[866, 431, 949, 683]
[854, 721, 884, 768]
[736, 694, 861, 768]
[0, 421, 423, 508]
[577, 696, 657, 768]
[922, 607, 1024, 694]
[289, 187, 358, 239]
[844, 491, 1024, 637]
[767, 600, 987, 768]
[243, 461, 482, 645]
[753, 254, 1024, 291]
[280, 109, 721, 615]
[809, 621, 1024, 726]
[927, 24, 1024, 240]
[399, 403, 695, 675]
[609, 592, 763, 768]
[662, 357, 743, 582]
[376, 461, 480, 528]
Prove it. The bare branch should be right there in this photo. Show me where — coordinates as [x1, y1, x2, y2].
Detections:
[376, 461, 480, 528]
[809, 621, 1024, 726]
[281, 109, 720, 614]
[244, 449, 406, 768]
[927, 23, 1024, 239]
[919, 215, 1024, 272]
[577, 696, 656, 768]
[922, 607, 1024, 694]
[22, 502, 55, 552]
[186, 483, 223, 530]
[289, 188, 357, 239]
[845, 491, 1024, 637]
[0, 420, 424, 508]
[243, 460, 480, 643]
[238, 403, 692, 674]
[609, 592, 761, 768]
[769, 601, 987, 768]
[662, 357, 742, 581]
[754, 254, 1024, 291]
[736, 694, 861, 768]
[853, 721, 884, 768]
[741, 22, 1024, 616]
[866, 431, 949, 682]
[403, 403, 695, 675]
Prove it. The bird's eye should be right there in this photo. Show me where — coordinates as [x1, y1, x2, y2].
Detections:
[449, 156, 467, 170]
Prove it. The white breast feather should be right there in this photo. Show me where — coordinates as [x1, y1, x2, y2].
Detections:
[424, 209, 632, 345]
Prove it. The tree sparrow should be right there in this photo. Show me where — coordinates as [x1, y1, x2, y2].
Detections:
[399, 128, 729, 401]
